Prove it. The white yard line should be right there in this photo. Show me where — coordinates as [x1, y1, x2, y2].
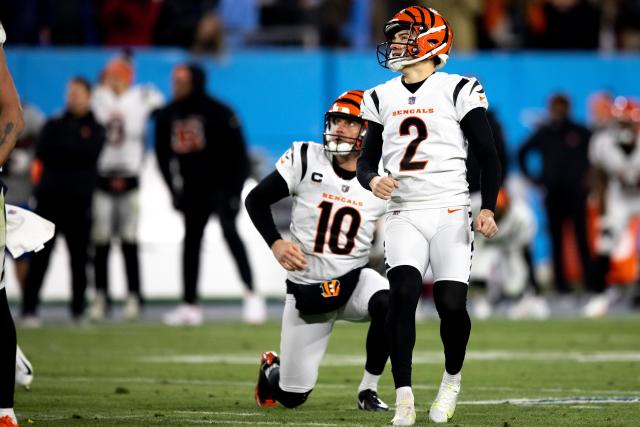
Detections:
[460, 397, 640, 405]
[140, 350, 640, 365]
[35, 375, 640, 396]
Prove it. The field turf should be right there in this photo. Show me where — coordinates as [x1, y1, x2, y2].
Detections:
[14, 316, 640, 426]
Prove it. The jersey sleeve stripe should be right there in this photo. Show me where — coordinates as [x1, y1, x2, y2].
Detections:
[371, 90, 380, 114]
[300, 142, 309, 182]
[453, 78, 469, 107]
[469, 80, 484, 94]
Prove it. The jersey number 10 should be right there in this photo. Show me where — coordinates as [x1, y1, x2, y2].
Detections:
[313, 201, 362, 255]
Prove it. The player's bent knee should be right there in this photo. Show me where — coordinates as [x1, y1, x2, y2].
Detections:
[433, 280, 468, 314]
[277, 389, 312, 408]
[368, 289, 389, 320]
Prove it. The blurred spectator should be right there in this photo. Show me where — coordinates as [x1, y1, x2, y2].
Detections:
[154, 0, 218, 48]
[526, 0, 601, 49]
[613, 0, 640, 50]
[420, 0, 482, 52]
[22, 77, 105, 324]
[1, 104, 45, 289]
[89, 57, 165, 321]
[41, 0, 99, 45]
[192, 12, 224, 54]
[216, 0, 259, 48]
[0, 0, 47, 45]
[154, 64, 265, 325]
[518, 94, 593, 294]
[98, 0, 162, 46]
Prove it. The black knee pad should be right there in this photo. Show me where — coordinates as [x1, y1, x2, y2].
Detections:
[433, 280, 468, 315]
[368, 289, 389, 320]
[387, 266, 423, 307]
[277, 388, 312, 408]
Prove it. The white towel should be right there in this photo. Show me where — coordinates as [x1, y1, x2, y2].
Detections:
[5, 204, 55, 258]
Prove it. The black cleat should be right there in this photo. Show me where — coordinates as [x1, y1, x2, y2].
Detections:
[255, 351, 280, 407]
[357, 389, 389, 411]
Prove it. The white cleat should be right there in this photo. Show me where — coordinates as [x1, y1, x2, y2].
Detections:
[429, 373, 461, 423]
[123, 295, 141, 321]
[88, 293, 107, 322]
[508, 294, 550, 320]
[472, 296, 492, 320]
[583, 293, 610, 319]
[163, 304, 203, 326]
[391, 399, 416, 426]
[242, 293, 267, 325]
[15, 345, 34, 389]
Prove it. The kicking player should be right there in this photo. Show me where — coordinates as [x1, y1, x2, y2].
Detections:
[245, 90, 390, 411]
[356, 6, 501, 425]
[0, 19, 27, 427]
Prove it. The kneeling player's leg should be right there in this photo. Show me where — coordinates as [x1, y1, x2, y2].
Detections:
[340, 268, 390, 411]
[273, 294, 335, 408]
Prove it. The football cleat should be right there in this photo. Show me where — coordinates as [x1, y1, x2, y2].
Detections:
[123, 295, 141, 321]
[255, 351, 279, 407]
[15, 345, 33, 389]
[429, 374, 461, 423]
[391, 399, 416, 426]
[88, 292, 107, 322]
[242, 293, 267, 325]
[0, 415, 18, 427]
[163, 304, 203, 326]
[357, 389, 388, 411]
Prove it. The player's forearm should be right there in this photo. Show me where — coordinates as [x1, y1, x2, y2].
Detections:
[245, 170, 289, 248]
[0, 49, 25, 166]
[356, 121, 384, 191]
[461, 107, 501, 212]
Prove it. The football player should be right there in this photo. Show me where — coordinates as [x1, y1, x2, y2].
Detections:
[0, 19, 27, 427]
[245, 90, 390, 411]
[356, 6, 501, 425]
[89, 56, 164, 321]
[586, 97, 640, 317]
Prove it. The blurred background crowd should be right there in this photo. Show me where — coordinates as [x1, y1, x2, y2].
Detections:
[1, 0, 640, 51]
[1, 0, 640, 326]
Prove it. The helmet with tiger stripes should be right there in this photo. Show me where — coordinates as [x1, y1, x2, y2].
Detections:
[323, 90, 368, 155]
[377, 5, 453, 72]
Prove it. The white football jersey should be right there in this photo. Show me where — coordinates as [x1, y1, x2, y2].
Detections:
[276, 142, 387, 284]
[92, 84, 165, 177]
[590, 128, 640, 195]
[0, 21, 6, 44]
[362, 72, 489, 211]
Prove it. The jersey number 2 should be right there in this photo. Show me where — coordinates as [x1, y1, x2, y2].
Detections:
[314, 201, 361, 255]
[399, 117, 428, 171]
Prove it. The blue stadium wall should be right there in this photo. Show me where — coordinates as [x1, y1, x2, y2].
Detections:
[6, 48, 640, 263]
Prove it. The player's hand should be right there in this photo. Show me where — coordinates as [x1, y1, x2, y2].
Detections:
[271, 239, 307, 271]
[370, 176, 400, 200]
[475, 209, 498, 238]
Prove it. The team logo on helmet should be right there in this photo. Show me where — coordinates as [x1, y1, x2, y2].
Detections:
[323, 90, 368, 155]
[377, 6, 453, 72]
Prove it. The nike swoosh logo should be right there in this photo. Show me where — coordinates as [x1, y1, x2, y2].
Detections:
[18, 357, 32, 375]
[447, 208, 462, 214]
[359, 400, 366, 408]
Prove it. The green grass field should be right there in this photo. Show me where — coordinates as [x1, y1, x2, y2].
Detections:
[13, 316, 640, 426]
